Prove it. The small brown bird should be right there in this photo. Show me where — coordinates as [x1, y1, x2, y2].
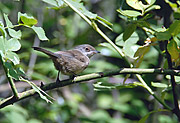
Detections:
[33, 44, 100, 82]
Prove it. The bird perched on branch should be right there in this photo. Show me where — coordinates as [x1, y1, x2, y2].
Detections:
[33, 44, 100, 82]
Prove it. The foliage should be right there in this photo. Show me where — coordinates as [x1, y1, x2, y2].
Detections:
[0, 0, 180, 122]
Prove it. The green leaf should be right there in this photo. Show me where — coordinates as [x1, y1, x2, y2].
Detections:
[31, 83, 52, 103]
[31, 26, 49, 41]
[93, 81, 140, 91]
[167, 40, 179, 60]
[64, 0, 112, 30]
[138, 109, 170, 123]
[126, 0, 145, 11]
[115, 33, 125, 46]
[16, 67, 26, 77]
[166, 75, 180, 82]
[3, 13, 13, 28]
[42, 0, 67, 9]
[169, 20, 180, 36]
[66, 0, 97, 19]
[0, 36, 5, 52]
[123, 24, 137, 41]
[6, 38, 21, 51]
[1, 105, 28, 117]
[146, 0, 156, 5]
[93, 82, 116, 91]
[0, 21, 7, 38]
[116, 82, 141, 89]
[117, 9, 142, 17]
[96, 16, 113, 30]
[123, 32, 139, 58]
[20, 78, 54, 103]
[6, 51, 20, 65]
[134, 46, 150, 67]
[4, 62, 19, 80]
[156, 31, 171, 40]
[174, 12, 180, 19]
[97, 16, 113, 27]
[42, 0, 62, 7]
[18, 12, 38, 26]
[98, 43, 122, 58]
[8, 28, 22, 39]
[116, 32, 139, 58]
[151, 82, 168, 88]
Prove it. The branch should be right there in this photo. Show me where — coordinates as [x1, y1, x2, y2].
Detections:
[0, 68, 179, 109]
[165, 40, 180, 120]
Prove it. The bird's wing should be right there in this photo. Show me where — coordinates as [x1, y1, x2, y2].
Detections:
[55, 50, 89, 63]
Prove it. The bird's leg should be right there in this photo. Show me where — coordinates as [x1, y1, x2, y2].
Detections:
[69, 73, 78, 80]
[56, 71, 61, 83]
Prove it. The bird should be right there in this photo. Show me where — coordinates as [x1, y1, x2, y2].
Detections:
[33, 44, 100, 82]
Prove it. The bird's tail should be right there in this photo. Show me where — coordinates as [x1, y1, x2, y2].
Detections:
[33, 47, 59, 58]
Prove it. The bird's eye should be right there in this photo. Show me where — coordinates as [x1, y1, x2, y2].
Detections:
[85, 47, 90, 52]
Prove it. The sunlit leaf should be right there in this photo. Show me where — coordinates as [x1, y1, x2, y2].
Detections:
[123, 32, 139, 58]
[93, 81, 141, 91]
[42, 0, 63, 7]
[98, 43, 121, 58]
[166, 75, 180, 82]
[146, 0, 156, 5]
[117, 9, 142, 17]
[6, 51, 20, 65]
[151, 82, 168, 88]
[115, 33, 125, 46]
[123, 24, 137, 41]
[66, 0, 97, 19]
[3, 13, 13, 28]
[0, 21, 7, 38]
[0, 36, 5, 52]
[6, 38, 21, 51]
[116, 32, 139, 58]
[126, 0, 144, 11]
[31, 26, 49, 41]
[96, 16, 113, 30]
[18, 12, 38, 26]
[8, 28, 22, 39]
[64, 0, 113, 30]
[97, 16, 113, 27]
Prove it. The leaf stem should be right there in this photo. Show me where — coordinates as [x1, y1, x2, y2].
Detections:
[136, 74, 171, 110]
[0, 54, 19, 99]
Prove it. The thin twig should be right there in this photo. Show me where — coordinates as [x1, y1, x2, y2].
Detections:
[0, 55, 19, 99]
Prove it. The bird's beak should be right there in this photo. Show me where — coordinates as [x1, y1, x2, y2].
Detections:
[95, 50, 100, 54]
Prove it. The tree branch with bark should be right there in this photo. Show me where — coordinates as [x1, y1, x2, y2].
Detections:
[0, 68, 179, 109]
